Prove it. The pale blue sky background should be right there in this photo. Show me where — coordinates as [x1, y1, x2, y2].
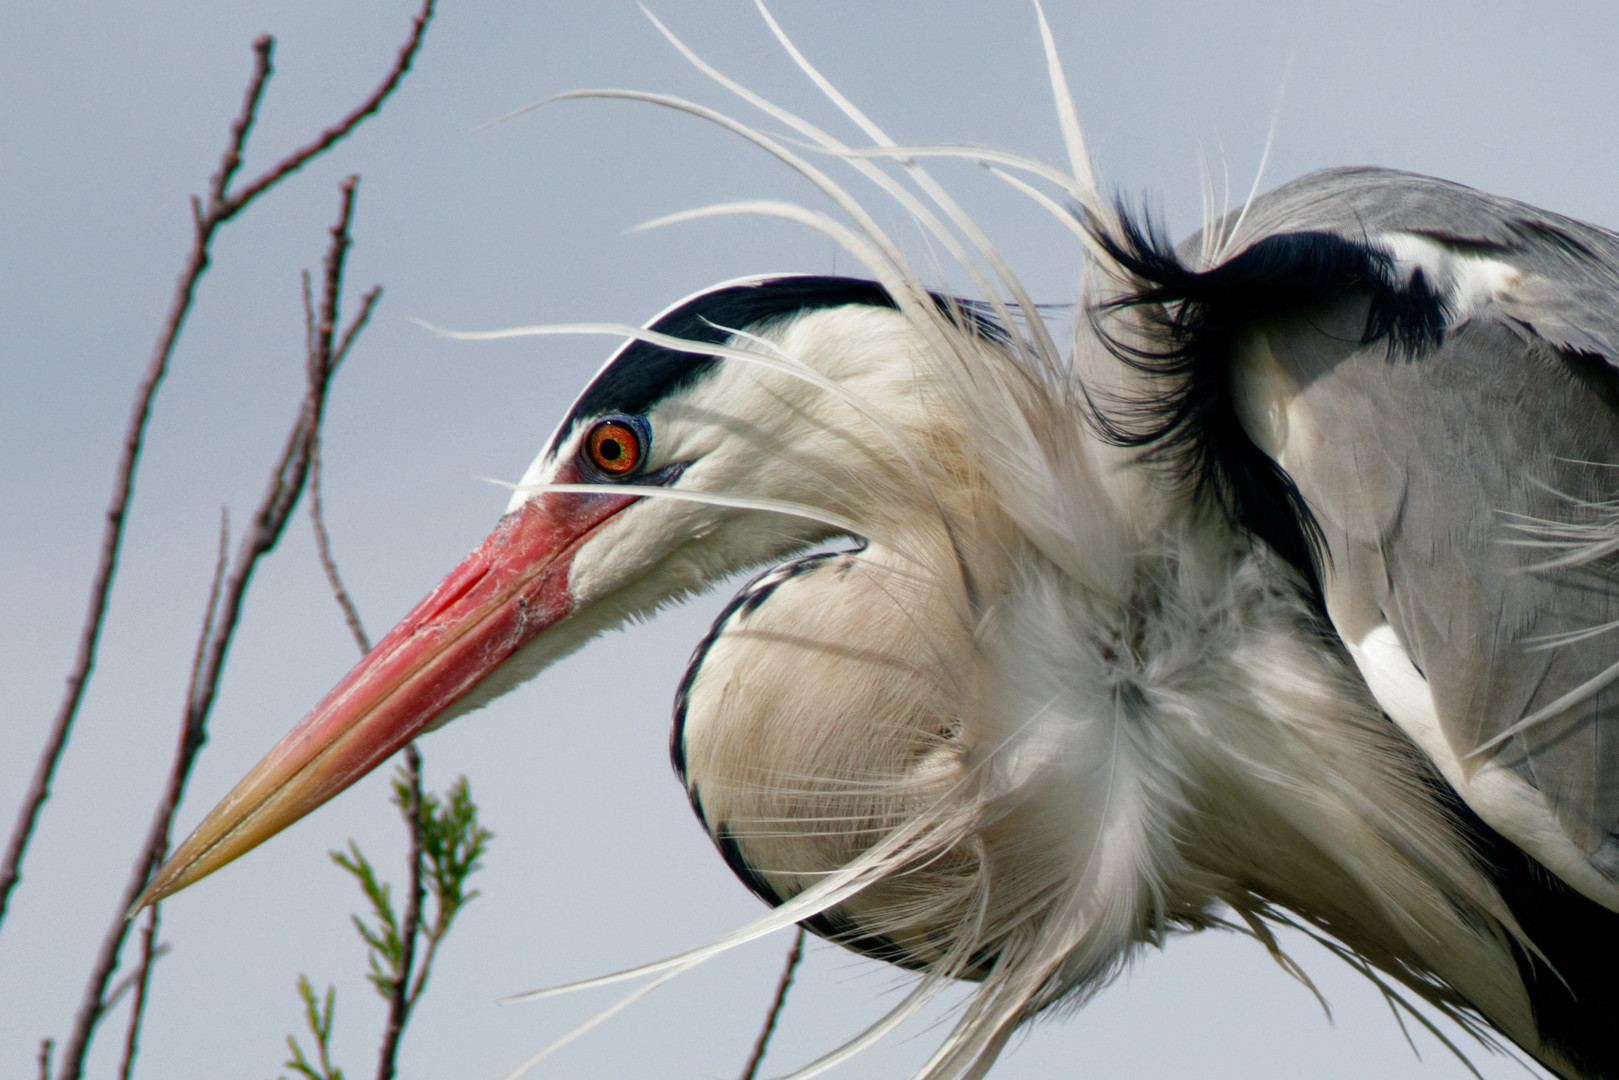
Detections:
[5, 2, 1618, 1078]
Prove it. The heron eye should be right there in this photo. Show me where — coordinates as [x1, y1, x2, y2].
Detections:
[585, 419, 642, 475]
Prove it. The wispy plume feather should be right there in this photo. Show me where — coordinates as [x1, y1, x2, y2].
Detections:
[467, 8, 1529, 1080]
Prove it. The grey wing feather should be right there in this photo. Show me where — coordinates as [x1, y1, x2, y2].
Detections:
[1201, 167, 1619, 885]
[1217, 166, 1619, 358]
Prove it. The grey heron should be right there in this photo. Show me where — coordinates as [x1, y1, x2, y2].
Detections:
[134, 30, 1619, 1080]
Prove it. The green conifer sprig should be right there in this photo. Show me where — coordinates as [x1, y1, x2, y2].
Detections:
[281, 765, 491, 1080]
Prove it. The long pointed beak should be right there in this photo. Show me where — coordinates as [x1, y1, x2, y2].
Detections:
[134, 488, 637, 909]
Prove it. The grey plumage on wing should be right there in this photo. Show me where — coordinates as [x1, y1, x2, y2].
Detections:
[1184, 167, 1619, 882]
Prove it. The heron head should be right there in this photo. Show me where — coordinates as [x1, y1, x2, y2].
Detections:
[136, 274, 1000, 906]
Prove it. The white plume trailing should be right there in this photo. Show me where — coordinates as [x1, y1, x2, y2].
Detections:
[470, 5, 1541, 1079]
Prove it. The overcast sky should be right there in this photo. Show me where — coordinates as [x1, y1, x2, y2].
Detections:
[6, 2, 1619, 1078]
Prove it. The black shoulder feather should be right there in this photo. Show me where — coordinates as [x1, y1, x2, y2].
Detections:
[1090, 207, 1449, 587]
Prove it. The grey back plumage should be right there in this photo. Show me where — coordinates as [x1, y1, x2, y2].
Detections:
[1190, 166, 1619, 887]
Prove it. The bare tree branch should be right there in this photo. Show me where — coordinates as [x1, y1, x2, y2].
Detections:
[332, 288, 383, 374]
[302, 271, 318, 370]
[738, 928, 805, 1080]
[0, 0, 436, 931]
[376, 744, 424, 1080]
[115, 907, 160, 1080]
[179, 513, 232, 750]
[309, 292, 381, 659]
[221, 1, 435, 217]
[0, 35, 269, 932]
[207, 36, 276, 212]
[111, 517, 226, 1080]
[54, 178, 376, 1080]
[95, 941, 173, 1026]
[37, 1040, 52, 1080]
[304, 292, 430, 1080]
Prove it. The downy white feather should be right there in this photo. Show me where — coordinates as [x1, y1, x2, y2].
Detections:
[484, 7, 1552, 1078]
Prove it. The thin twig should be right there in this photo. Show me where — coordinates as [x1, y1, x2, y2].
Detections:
[738, 928, 806, 1080]
[403, 885, 443, 1012]
[401, 775, 490, 1015]
[0, 34, 269, 932]
[333, 287, 383, 372]
[300, 233, 418, 1080]
[310, 439, 373, 656]
[37, 1040, 52, 1080]
[206, 36, 275, 211]
[308, 294, 380, 658]
[111, 520, 223, 1080]
[400, 761, 452, 1018]
[0, 0, 435, 933]
[53, 514, 223, 1079]
[55, 180, 371, 1080]
[115, 907, 160, 1080]
[302, 271, 317, 367]
[376, 744, 424, 1080]
[96, 942, 173, 1022]
[187, 514, 232, 734]
[404, 931, 435, 1014]
[222, 1, 436, 217]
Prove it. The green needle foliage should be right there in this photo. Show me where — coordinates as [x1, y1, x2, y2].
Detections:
[333, 838, 400, 1002]
[396, 772, 493, 995]
[281, 763, 492, 1080]
[283, 977, 343, 1080]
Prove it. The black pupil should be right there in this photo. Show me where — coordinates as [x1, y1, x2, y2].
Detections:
[599, 438, 622, 461]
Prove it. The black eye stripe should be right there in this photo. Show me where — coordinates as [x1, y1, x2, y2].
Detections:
[557, 278, 902, 446]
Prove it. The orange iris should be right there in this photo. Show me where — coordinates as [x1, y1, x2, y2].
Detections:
[586, 420, 641, 474]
